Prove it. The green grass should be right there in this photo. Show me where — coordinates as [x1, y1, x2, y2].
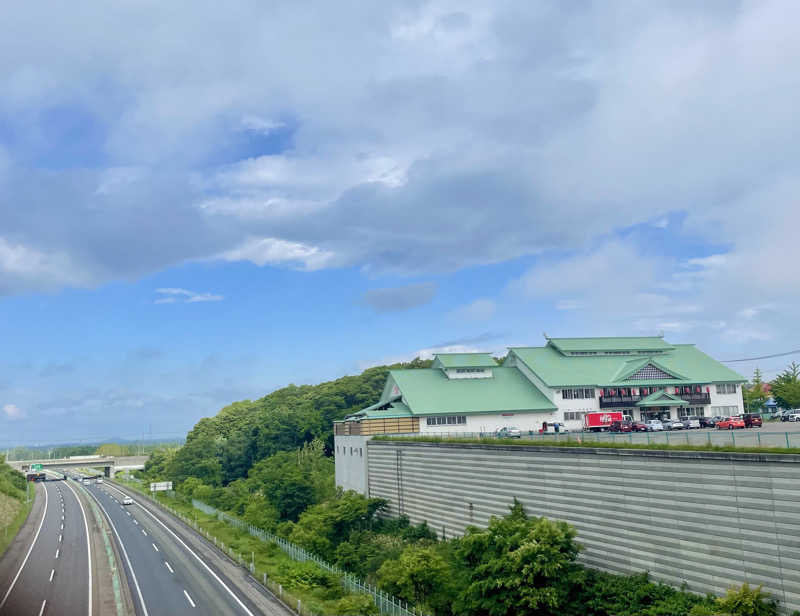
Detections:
[0, 484, 33, 559]
[373, 434, 800, 455]
[114, 478, 368, 616]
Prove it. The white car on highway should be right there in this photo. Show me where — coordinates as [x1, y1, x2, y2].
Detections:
[122, 497, 133, 505]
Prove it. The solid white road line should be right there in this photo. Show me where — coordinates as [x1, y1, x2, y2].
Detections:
[183, 590, 196, 608]
[152, 543, 159, 552]
[104, 483, 256, 616]
[62, 474, 94, 616]
[81, 487, 149, 616]
[38, 599, 47, 616]
[49, 569, 55, 582]
[165, 561, 174, 574]
[0, 481, 48, 610]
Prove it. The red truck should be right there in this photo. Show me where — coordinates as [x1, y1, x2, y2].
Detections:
[583, 411, 624, 432]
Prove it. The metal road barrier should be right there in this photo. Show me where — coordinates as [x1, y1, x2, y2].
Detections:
[380, 429, 800, 449]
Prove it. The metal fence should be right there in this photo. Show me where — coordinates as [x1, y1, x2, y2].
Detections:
[380, 428, 800, 449]
[192, 499, 423, 616]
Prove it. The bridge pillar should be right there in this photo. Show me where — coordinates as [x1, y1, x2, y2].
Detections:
[104, 466, 112, 478]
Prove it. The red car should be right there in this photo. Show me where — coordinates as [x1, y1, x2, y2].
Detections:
[631, 421, 649, 432]
[742, 413, 763, 428]
[609, 420, 633, 433]
[716, 416, 745, 430]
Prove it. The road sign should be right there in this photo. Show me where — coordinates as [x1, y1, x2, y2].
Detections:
[150, 481, 173, 492]
[31, 464, 43, 471]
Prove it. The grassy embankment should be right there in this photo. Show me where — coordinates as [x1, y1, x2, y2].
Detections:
[373, 434, 800, 455]
[115, 478, 374, 616]
[0, 471, 33, 558]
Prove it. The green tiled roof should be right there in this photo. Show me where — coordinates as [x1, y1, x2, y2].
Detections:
[508, 343, 745, 387]
[388, 367, 556, 415]
[547, 336, 673, 353]
[432, 353, 497, 368]
[636, 390, 688, 407]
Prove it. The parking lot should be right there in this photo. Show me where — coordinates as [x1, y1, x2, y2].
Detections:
[578, 419, 800, 448]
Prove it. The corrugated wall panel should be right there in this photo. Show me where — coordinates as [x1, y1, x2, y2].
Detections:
[365, 441, 800, 614]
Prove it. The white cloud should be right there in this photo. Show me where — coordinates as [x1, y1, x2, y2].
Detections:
[2, 404, 24, 420]
[220, 237, 335, 271]
[154, 288, 223, 304]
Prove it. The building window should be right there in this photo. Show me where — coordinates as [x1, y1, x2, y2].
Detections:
[716, 384, 737, 394]
[359, 448, 363, 457]
[711, 405, 739, 416]
[426, 415, 466, 426]
[563, 411, 587, 421]
[562, 388, 593, 399]
[456, 368, 486, 374]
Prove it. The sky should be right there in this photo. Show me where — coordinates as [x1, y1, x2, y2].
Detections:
[2, 1, 800, 446]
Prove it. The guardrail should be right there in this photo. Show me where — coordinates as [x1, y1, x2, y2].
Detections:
[379, 429, 800, 449]
[192, 499, 424, 616]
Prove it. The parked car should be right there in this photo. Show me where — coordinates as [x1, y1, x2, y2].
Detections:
[495, 426, 522, 438]
[741, 413, 763, 428]
[789, 413, 800, 422]
[682, 416, 701, 429]
[645, 419, 664, 431]
[716, 416, 746, 429]
[662, 419, 683, 430]
[609, 420, 633, 433]
[699, 416, 717, 428]
[631, 421, 649, 432]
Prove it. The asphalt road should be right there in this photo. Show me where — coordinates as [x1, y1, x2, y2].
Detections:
[83, 480, 261, 616]
[0, 479, 92, 616]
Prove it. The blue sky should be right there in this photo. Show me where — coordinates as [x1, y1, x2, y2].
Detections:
[2, 1, 800, 445]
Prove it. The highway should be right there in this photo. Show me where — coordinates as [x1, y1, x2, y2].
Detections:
[0, 478, 92, 616]
[83, 480, 263, 616]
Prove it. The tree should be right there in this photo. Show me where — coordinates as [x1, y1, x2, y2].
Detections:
[453, 500, 581, 616]
[771, 362, 800, 410]
[377, 545, 454, 613]
[743, 368, 768, 413]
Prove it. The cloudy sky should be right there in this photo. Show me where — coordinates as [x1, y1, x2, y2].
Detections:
[1, 1, 798, 445]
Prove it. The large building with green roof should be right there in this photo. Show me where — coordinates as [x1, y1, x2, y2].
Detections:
[334, 336, 745, 439]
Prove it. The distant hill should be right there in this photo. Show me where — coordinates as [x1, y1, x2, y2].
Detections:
[165, 358, 431, 486]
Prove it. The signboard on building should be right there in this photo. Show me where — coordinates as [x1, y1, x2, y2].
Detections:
[31, 464, 43, 471]
[150, 481, 173, 492]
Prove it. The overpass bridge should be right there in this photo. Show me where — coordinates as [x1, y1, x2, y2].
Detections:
[7, 454, 148, 477]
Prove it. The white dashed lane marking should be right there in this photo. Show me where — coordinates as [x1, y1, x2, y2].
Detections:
[183, 590, 195, 608]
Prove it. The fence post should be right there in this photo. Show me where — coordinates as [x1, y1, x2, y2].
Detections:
[731, 431, 735, 447]
[757, 432, 761, 447]
[787, 432, 791, 449]
[707, 432, 711, 446]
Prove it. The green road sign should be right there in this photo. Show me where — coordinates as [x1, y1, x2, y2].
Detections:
[31, 464, 43, 470]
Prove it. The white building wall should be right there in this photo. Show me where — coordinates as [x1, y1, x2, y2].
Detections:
[334, 435, 371, 495]
[553, 388, 601, 431]
[418, 411, 557, 435]
[709, 384, 745, 416]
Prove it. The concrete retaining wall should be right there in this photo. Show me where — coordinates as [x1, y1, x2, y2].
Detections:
[366, 440, 800, 613]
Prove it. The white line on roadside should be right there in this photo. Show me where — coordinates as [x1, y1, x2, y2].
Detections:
[152, 543, 159, 552]
[104, 483, 256, 616]
[62, 474, 94, 616]
[183, 590, 196, 608]
[165, 561, 174, 574]
[49, 569, 55, 582]
[81, 486, 150, 616]
[38, 599, 47, 616]
[0, 482, 48, 610]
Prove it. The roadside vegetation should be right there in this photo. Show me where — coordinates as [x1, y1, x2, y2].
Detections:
[128, 359, 793, 616]
[0, 454, 32, 557]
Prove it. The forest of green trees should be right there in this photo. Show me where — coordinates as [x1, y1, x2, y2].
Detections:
[135, 360, 785, 616]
